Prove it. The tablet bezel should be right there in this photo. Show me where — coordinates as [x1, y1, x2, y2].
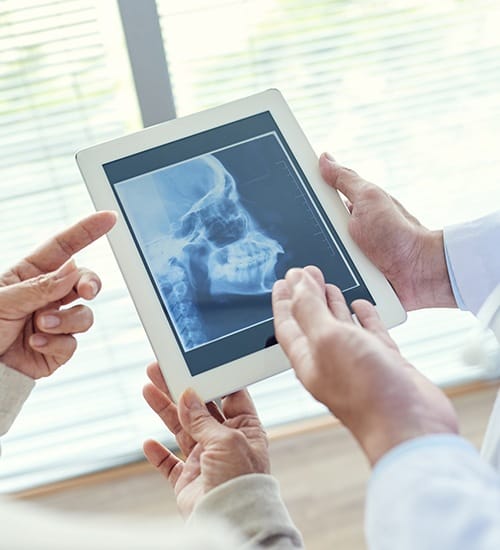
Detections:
[76, 89, 406, 402]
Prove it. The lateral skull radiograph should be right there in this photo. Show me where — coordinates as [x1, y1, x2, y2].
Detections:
[116, 132, 360, 357]
[141, 154, 284, 351]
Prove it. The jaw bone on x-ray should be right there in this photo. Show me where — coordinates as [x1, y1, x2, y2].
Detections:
[135, 154, 284, 351]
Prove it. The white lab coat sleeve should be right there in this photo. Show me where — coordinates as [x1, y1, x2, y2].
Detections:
[481, 390, 500, 471]
[444, 211, 500, 471]
[444, 210, 500, 314]
[365, 434, 500, 550]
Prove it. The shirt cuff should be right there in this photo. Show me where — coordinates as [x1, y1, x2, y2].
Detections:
[370, 433, 478, 485]
[189, 474, 304, 548]
[444, 242, 466, 309]
[443, 211, 500, 314]
[0, 362, 35, 437]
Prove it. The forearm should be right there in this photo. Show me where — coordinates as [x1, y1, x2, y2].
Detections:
[189, 474, 304, 549]
[366, 434, 500, 550]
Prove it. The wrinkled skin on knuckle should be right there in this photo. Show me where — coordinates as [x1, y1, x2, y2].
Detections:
[28, 272, 56, 299]
[359, 183, 384, 203]
[338, 165, 359, 180]
[187, 411, 209, 437]
[254, 424, 269, 447]
[226, 414, 266, 438]
[177, 431, 194, 456]
[221, 417, 270, 471]
[219, 429, 247, 450]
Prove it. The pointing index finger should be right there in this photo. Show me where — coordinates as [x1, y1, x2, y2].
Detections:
[272, 278, 303, 351]
[287, 269, 334, 339]
[21, 211, 117, 277]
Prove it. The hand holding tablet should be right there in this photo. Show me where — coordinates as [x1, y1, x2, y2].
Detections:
[76, 89, 406, 402]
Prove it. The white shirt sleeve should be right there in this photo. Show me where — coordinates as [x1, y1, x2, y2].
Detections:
[444, 211, 500, 470]
[481, 390, 500, 470]
[367, 213, 500, 550]
[444, 210, 500, 314]
[365, 434, 500, 550]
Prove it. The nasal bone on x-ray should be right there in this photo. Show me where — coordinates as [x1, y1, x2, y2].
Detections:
[143, 154, 284, 350]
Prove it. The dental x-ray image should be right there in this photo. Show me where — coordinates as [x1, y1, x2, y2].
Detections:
[115, 132, 359, 354]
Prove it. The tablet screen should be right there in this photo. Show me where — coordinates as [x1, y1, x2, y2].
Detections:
[103, 112, 374, 375]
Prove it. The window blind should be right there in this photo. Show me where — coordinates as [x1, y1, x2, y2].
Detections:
[0, 0, 162, 492]
[157, 0, 500, 389]
[1, 0, 499, 493]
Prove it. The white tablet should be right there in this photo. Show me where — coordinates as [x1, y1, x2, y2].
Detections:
[76, 89, 406, 403]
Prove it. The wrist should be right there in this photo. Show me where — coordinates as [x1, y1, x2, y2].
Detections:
[357, 405, 459, 466]
[410, 230, 456, 310]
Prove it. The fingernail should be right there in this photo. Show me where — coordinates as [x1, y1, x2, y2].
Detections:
[56, 259, 77, 279]
[89, 280, 99, 298]
[286, 268, 303, 286]
[182, 388, 202, 410]
[40, 314, 60, 329]
[324, 152, 336, 162]
[31, 334, 48, 347]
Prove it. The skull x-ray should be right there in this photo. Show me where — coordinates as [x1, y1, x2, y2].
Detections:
[110, 121, 368, 375]
[116, 150, 285, 351]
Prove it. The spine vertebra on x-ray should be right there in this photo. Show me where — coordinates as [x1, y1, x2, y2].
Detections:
[159, 258, 207, 350]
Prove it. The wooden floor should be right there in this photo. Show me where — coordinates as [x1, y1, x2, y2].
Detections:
[17, 384, 499, 550]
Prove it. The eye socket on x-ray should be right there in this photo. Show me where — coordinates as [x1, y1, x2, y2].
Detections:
[109, 117, 373, 376]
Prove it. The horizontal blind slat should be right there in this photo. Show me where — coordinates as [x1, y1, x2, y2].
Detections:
[1, 0, 500, 494]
